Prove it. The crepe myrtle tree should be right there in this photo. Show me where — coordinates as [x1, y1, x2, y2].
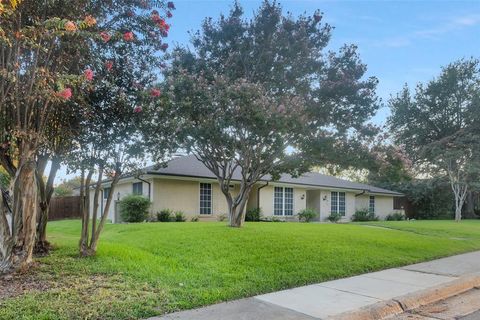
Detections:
[153, 1, 378, 227]
[389, 58, 480, 221]
[0, 1, 99, 272]
[69, 0, 176, 257]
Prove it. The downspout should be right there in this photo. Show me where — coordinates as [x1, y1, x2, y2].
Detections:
[136, 176, 151, 201]
[257, 181, 269, 209]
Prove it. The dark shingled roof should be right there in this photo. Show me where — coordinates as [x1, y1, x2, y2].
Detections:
[143, 155, 403, 196]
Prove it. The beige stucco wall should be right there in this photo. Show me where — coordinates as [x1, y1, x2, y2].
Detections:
[355, 194, 403, 219]
[306, 190, 404, 221]
[152, 178, 240, 219]
[258, 185, 306, 219]
[89, 179, 150, 223]
[88, 176, 403, 223]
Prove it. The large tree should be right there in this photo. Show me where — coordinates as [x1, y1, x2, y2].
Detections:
[0, 0, 97, 272]
[389, 58, 480, 221]
[70, 0, 176, 257]
[152, 1, 379, 227]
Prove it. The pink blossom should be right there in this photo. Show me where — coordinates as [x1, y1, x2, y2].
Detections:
[84, 68, 94, 81]
[150, 88, 161, 97]
[100, 31, 111, 43]
[64, 21, 77, 32]
[313, 13, 321, 22]
[167, 2, 175, 9]
[167, 11, 173, 18]
[133, 106, 143, 113]
[123, 31, 134, 41]
[105, 60, 113, 71]
[56, 88, 72, 100]
[160, 43, 168, 52]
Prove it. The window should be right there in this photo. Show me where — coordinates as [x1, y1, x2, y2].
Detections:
[103, 187, 110, 200]
[331, 191, 346, 216]
[200, 183, 212, 214]
[132, 182, 143, 195]
[369, 196, 375, 213]
[274, 187, 294, 216]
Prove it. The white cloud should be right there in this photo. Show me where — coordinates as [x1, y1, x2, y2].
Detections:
[378, 13, 480, 48]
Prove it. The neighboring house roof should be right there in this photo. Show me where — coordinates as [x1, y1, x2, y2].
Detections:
[141, 155, 403, 196]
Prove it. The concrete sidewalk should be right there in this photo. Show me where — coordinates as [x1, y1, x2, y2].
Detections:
[151, 251, 480, 320]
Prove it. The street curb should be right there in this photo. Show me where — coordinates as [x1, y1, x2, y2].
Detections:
[328, 272, 480, 320]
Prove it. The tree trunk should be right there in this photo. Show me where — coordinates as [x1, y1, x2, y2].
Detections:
[35, 157, 60, 254]
[227, 185, 251, 228]
[11, 160, 38, 269]
[0, 191, 13, 273]
[89, 174, 119, 255]
[79, 170, 93, 257]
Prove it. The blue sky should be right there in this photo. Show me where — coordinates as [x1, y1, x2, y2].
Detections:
[55, 0, 480, 182]
[166, 0, 480, 123]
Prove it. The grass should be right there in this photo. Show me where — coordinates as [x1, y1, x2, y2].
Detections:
[1, 220, 480, 319]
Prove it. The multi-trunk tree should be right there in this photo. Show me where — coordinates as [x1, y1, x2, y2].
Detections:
[152, 1, 378, 227]
[389, 58, 480, 221]
[0, 0, 97, 272]
[70, 0, 176, 257]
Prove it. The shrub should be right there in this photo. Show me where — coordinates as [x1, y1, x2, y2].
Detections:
[326, 213, 342, 223]
[298, 208, 318, 222]
[352, 209, 378, 222]
[119, 195, 151, 223]
[157, 209, 173, 222]
[217, 214, 227, 222]
[245, 207, 262, 221]
[174, 211, 186, 222]
[191, 216, 200, 222]
[385, 212, 405, 221]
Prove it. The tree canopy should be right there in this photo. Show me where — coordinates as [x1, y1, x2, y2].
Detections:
[151, 1, 379, 227]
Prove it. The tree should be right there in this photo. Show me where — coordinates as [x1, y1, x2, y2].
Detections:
[54, 177, 82, 197]
[389, 58, 480, 221]
[153, 1, 378, 227]
[0, 0, 97, 272]
[69, 0, 176, 257]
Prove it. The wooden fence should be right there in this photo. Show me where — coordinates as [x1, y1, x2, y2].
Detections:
[49, 196, 82, 221]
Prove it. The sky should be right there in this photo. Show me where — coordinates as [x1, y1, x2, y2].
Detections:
[55, 0, 480, 182]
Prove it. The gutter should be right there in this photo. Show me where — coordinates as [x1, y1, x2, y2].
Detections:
[355, 189, 368, 197]
[257, 181, 269, 209]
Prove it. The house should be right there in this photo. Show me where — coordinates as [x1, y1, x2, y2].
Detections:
[88, 155, 404, 223]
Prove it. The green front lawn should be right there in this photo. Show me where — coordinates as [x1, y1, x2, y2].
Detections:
[1, 220, 480, 319]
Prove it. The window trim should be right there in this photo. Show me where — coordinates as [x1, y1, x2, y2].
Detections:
[132, 182, 143, 195]
[273, 186, 294, 216]
[199, 182, 213, 215]
[331, 191, 346, 216]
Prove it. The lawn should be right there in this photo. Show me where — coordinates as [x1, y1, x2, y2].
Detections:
[1, 220, 480, 320]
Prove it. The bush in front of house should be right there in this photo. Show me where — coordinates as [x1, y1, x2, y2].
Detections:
[119, 195, 151, 223]
[352, 209, 378, 222]
[157, 209, 173, 222]
[191, 215, 200, 222]
[385, 212, 406, 221]
[217, 214, 227, 222]
[326, 213, 342, 223]
[245, 207, 262, 221]
[174, 211, 186, 222]
[298, 208, 318, 222]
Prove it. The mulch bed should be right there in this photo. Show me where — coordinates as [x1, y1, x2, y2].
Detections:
[0, 263, 51, 300]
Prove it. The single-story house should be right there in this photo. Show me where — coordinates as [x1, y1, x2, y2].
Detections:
[85, 155, 404, 223]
